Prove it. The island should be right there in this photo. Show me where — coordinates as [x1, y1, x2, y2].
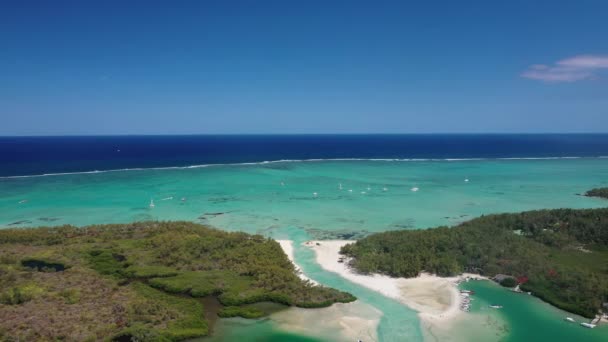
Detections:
[585, 187, 608, 199]
[0, 222, 355, 341]
[340, 208, 608, 319]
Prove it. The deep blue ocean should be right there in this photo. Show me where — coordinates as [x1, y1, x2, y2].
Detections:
[1, 134, 608, 177]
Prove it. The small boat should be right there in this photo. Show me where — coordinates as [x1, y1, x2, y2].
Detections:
[464, 178, 469, 182]
[161, 196, 173, 201]
[489, 305, 503, 309]
[149, 199, 155, 208]
[18, 199, 28, 204]
[339, 183, 343, 190]
[580, 323, 596, 329]
[411, 187, 419, 192]
[565, 317, 575, 323]
[313, 192, 318, 197]
[383, 187, 388, 191]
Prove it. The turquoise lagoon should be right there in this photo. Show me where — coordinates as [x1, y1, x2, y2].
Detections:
[1, 158, 607, 341]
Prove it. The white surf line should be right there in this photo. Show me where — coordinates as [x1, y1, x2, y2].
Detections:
[1, 156, 604, 179]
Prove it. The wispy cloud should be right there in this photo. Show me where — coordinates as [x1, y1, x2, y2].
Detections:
[521, 55, 608, 83]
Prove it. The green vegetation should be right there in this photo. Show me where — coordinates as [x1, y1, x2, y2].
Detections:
[0, 221, 355, 341]
[341, 208, 608, 318]
[218, 306, 266, 319]
[0, 284, 44, 305]
[499, 277, 518, 288]
[585, 187, 608, 199]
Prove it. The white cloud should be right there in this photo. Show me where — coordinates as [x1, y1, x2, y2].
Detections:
[521, 55, 608, 83]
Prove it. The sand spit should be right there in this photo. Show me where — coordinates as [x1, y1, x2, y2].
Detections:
[306, 240, 489, 340]
[271, 301, 382, 342]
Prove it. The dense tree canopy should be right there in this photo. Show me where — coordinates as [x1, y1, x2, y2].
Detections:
[341, 208, 608, 318]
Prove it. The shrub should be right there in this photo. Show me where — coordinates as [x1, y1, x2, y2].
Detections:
[499, 277, 518, 288]
[0, 285, 43, 305]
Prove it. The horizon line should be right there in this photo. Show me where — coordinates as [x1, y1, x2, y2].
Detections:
[2, 132, 608, 138]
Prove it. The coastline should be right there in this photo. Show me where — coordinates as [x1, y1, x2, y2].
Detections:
[275, 239, 381, 341]
[276, 240, 317, 284]
[304, 240, 489, 340]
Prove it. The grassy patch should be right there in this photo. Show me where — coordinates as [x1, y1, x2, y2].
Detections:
[149, 271, 253, 298]
[0, 283, 44, 305]
[126, 265, 179, 278]
[87, 250, 128, 277]
[128, 282, 208, 340]
[218, 306, 266, 319]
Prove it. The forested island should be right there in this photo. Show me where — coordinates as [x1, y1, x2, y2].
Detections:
[0, 222, 355, 341]
[340, 208, 608, 318]
[586, 187, 608, 199]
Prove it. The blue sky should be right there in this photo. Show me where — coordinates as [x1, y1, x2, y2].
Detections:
[1, 0, 607, 135]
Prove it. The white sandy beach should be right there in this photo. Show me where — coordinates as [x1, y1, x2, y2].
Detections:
[303, 240, 488, 341]
[276, 240, 317, 284]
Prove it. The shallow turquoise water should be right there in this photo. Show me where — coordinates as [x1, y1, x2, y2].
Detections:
[1, 159, 607, 341]
[460, 280, 608, 341]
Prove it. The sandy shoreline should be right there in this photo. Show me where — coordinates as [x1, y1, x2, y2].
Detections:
[276, 238, 492, 341]
[276, 240, 317, 284]
[303, 240, 488, 340]
[276, 239, 380, 341]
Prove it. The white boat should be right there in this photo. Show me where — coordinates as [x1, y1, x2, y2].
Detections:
[489, 305, 503, 309]
[313, 192, 318, 197]
[149, 199, 155, 208]
[383, 187, 388, 191]
[565, 317, 575, 323]
[580, 323, 596, 329]
[464, 178, 469, 182]
[411, 187, 419, 192]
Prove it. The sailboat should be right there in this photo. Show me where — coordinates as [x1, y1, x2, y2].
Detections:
[149, 199, 155, 208]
